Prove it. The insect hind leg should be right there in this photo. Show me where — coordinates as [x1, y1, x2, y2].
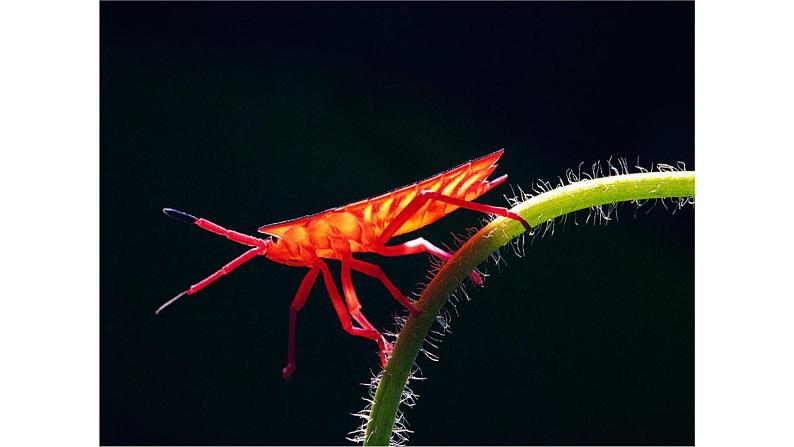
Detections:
[373, 190, 530, 285]
[376, 190, 531, 244]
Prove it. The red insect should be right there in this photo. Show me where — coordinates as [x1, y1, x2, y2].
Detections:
[159, 149, 531, 379]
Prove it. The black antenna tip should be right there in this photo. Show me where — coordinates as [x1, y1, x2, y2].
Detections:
[163, 208, 197, 224]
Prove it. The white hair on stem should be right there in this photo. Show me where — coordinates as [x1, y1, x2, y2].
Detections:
[350, 158, 694, 445]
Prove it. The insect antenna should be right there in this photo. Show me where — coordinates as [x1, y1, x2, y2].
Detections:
[155, 290, 187, 315]
[157, 207, 270, 315]
[163, 207, 197, 224]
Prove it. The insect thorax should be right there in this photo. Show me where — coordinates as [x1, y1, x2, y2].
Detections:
[264, 211, 379, 265]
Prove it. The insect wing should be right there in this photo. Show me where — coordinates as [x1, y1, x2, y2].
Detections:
[257, 149, 506, 239]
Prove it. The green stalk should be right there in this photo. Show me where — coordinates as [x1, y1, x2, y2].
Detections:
[362, 171, 695, 446]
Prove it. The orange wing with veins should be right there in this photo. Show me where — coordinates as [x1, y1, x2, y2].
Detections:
[258, 149, 507, 240]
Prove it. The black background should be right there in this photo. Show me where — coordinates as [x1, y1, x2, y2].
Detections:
[101, 2, 693, 445]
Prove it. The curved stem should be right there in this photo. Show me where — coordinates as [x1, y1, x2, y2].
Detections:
[362, 171, 695, 446]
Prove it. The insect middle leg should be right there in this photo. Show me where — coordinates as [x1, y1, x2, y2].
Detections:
[347, 258, 419, 315]
[374, 238, 484, 285]
[340, 260, 393, 366]
[317, 260, 391, 366]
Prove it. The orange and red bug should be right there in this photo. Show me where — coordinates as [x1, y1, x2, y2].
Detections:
[158, 149, 531, 379]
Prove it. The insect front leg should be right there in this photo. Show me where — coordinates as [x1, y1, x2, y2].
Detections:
[282, 266, 321, 380]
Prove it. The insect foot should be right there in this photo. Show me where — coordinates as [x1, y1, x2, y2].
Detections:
[378, 338, 394, 367]
[469, 269, 484, 286]
[282, 363, 296, 380]
[406, 299, 421, 317]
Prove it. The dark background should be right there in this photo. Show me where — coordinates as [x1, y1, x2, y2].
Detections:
[101, 2, 693, 445]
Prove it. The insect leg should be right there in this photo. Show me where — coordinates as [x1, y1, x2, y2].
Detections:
[374, 238, 484, 285]
[317, 261, 389, 365]
[376, 190, 531, 244]
[423, 190, 531, 230]
[347, 258, 419, 314]
[282, 266, 321, 380]
[340, 260, 393, 366]
[156, 247, 261, 315]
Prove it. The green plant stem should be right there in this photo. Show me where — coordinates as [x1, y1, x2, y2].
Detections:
[362, 171, 695, 446]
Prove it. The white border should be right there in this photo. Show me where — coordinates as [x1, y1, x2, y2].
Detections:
[1, 1, 98, 445]
[697, 0, 794, 445]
